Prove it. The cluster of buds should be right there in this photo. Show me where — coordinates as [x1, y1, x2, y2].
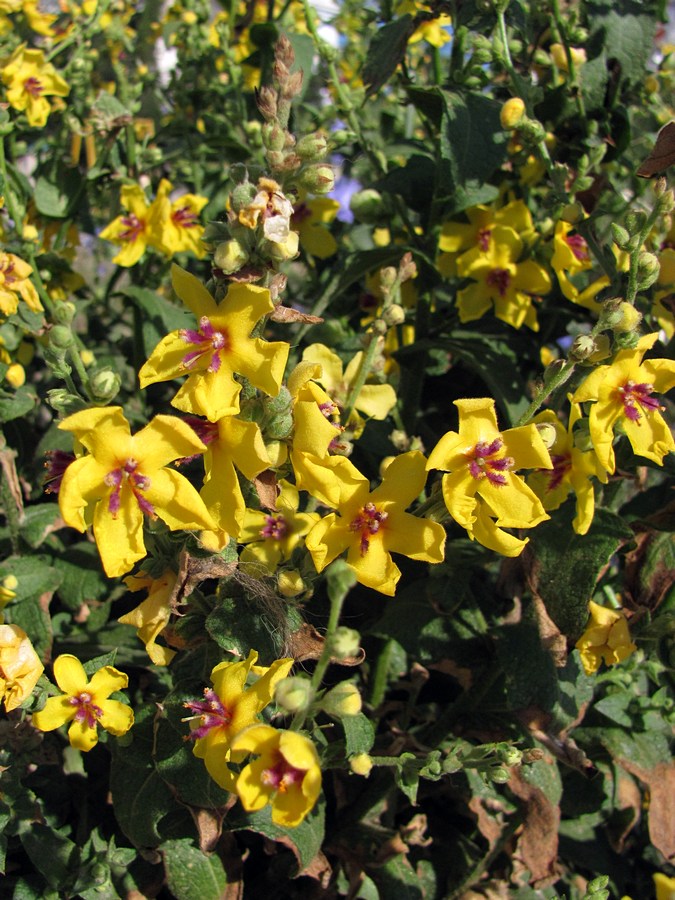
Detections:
[257, 37, 334, 192]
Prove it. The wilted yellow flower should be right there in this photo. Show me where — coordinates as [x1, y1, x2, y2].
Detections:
[0, 623, 43, 711]
[0, 253, 42, 316]
[119, 570, 179, 666]
[575, 601, 636, 675]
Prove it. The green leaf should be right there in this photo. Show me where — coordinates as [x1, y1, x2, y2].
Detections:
[34, 170, 82, 218]
[205, 595, 287, 662]
[585, 1, 658, 90]
[18, 503, 60, 549]
[123, 285, 191, 359]
[0, 386, 37, 422]
[162, 838, 228, 900]
[20, 825, 78, 890]
[394, 754, 420, 805]
[599, 727, 672, 769]
[526, 506, 634, 639]
[496, 619, 559, 713]
[594, 692, 634, 727]
[53, 542, 110, 611]
[230, 799, 325, 874]
[342, 712, 375, 756]
[363, 16, 415, 96]
[368, 851, 425, 899]
[0, 555, 62, 603]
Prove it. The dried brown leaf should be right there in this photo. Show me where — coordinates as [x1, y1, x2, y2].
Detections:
[617, 759, 675, 861]
[286, 622, 365, 665]
[637, 121, 675, 176]
[508, 767, 561, 887]
[253, 470, 279, 511]
[270, 305, 324, 325]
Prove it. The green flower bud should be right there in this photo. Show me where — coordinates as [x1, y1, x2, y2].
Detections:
[299, 164, 335, 194]
[442, 754, 463, 774]
[612, 301, 642, 333]
[295, 132, 328, 161]
[382, 304, 406, 327]
[230, 181, 257, 212]
[534, 421, 558, 449]
[49, 325, 74, 350]
[89, 367, 121, 402]
[610, 223, 630, 250]
[636, 250, 660, 290]
[624, 210, 646, 234]
[489, 766, 511, 784]
[330, 626, 361, 660]
[497, 745, 523, 767]
[349, 189, 387, 223]
[569, 334, 599, 362]
[262, 122, 286, 152]
[518, 117, 547, 143]
[275, 676, 313, 714]
[214, 239, 249, 274]
[54, 301, 76, 325]
[321, 682, 362, 718]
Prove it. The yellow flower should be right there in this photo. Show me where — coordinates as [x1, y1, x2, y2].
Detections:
[184, 650, 294, 791]
[551, 221, 610, 310]
[150, 179, 208, 257]
[0, 574, 17, 614]
[301, 343, 397, 434]
[32, 654, 133, 751]
[119, 569, 179, 666]
[305, 450, 446, 596]
[528, 400, 608, 535]
[57, 406, 215, 578]
[231, 724, 322, 827]
[575, 601, 636, 675]
[396, 1, 451, 47]
[653, 247, 675, 339]
[1, 44, 69, 127]
[291, 193, 340, 259]
[99, 184, 163, 268]
[427, 398, 552, 556]
[654, 873, 675, 900]
[437, 200, 535, 279]
[0, 252, 42, 316]
[549, 42, 587, 73]
[239, 480, 319, 575]
[239, 177, 294, 241]
[0, 624, 43, 712]
[571, 333, 675, 473]
[139, 265, 289, 422]
[456, 225, 551, 330]
[186, 414, 271, 540]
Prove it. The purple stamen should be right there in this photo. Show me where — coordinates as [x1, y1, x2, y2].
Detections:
[618, 381, 661, 423]
[349, 502, 388, 556]
[466, 439, 513, 486]
[180, 317, 230, 373]
[261, 513, 288, 540]
[565, 233, 589, 263]
[547, 453, 571, 491]
[486, 267, 511, 297]
[105, 458, 155, 518]
[183, 688, 232, 740]
[69, 691, 103, 729]
[261, 754, 305, 793]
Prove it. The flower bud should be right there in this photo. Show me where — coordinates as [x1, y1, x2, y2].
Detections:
[230, 181, 257, 212]
[382, 304, 406, 327]
[442, 753, 462, 774]
[278, 569, 305, 598]
[489, 765, 511, 784]
[80, 349, 95, 367]
[54, 301, 76, 325]
[350, 753, 373, 777]
[89, 367, 121, 402]
[569, 334, 598, 362]
[5, 363, 25, 388]
[321, 682, 362, 718]
[49, 324, 74, 350]
[330, 626, 361, 660]
[275, 676, 313, 714]
[624, 210, 646, 235]
[518, 117, 547, 144]
[497, 745, 523, 767]
[0, 575, 18, 605]
[299, 164, 335, 194]
[214, 239, 249, 274]
[560, 201, 584, 225]
[610, 223, 630, 250]
[295, 132, 328, 161]
[534, 422, 558, 450]
[500, 97, 526, 129]
[612, 301, 642, 333]
[636, 250, 660, 290]
[264, 231, 299, 261]
[261, 122, 286, 152]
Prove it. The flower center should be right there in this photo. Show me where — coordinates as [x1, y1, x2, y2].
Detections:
[180, 317, 231, 373]
[486, 267, 511, 297]
[547, 452, 571, 490]
[172, 205, 199, 228]
[118, 214, 145, 243]
[318, 400, 347, 452]
[0, 257, 16, 285]
[349, 502, 388, 556]
[565, 232, 589, 263]
[466, 438, 514, 486]
[618, 380, 661, 423]
[261, 753, 305, 794]
[291, 202, 311, 226]
[183, 688, 233, 740]
[43, 449, 76, 495]
[23, 76, 44, 98]
[477, 227, 492, 251]
[260, 513, 288, 540]
[69, 691, 103, 728]
[105, 457, 155, 517]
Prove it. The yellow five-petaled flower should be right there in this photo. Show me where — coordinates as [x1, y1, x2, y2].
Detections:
[32, 655, 133, 752]
[426, 398, 552, 556]
[56, 405, 215, 578]
[1, 44, 69, 127]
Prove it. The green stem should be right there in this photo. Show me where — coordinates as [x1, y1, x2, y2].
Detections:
[0, 434, 22, 554]
[515, 359, 576, 427]
[551, 0, 586, 121]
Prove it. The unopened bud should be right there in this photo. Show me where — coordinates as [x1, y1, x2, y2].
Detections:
[518, 117, 547, 144]
[89, 367, 121, 402]
[299, 164, 335, 194]
[275, 676, 313, 714]
[382, 304, 406, 326]
[612, 301, 642, 333]
[569, 334, 598, 361]
[256, 85, 277, 120]
[264, 231, 299, 261]
[636, 250, 660, 290]
[214, 239, 249, 274]
[80, 349, 95, 367]
[50, 324, 74, 350]
[534, 421, 558, 449]
[350, 753, 373, 777]
[321, 682, 362, 718]
[230, 181, 257, 212]
[262, 122, 286, 152]
[281, 70, 304, 100]
[489, 765, 511, 784]
[497, 746, 523, 767]
[5, 363, 25, 388]
[349, 189, 386, 223]
[295, 132, 328, 161]
[561, 202, 584, 225]
[624, 210, 647, 235]
[330, 626, 361, 660]
[500, 97, 526, 129]
[610, 223, 630, 249]
[54, 301, 76, 325]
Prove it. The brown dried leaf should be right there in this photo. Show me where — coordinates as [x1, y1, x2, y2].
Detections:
[253, 470, 279, 511]
[285, 622, 365, 665]
[517, 711, 595, 776]
[623, 528, 675, 612]
[531, 594, 568, 668]
[607, 767, 642, 853]
[637, 121, 675, 176]
[269, 305, 324, 325]
[467, 795, 504, 851]
[0, 446, 24, 519]
[298, 850, 332, 887]
[170, 551, 238, 609]
[508, 767, 560, 887]
[188, 806, 226, 854]
[616, 759, 675, 861]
